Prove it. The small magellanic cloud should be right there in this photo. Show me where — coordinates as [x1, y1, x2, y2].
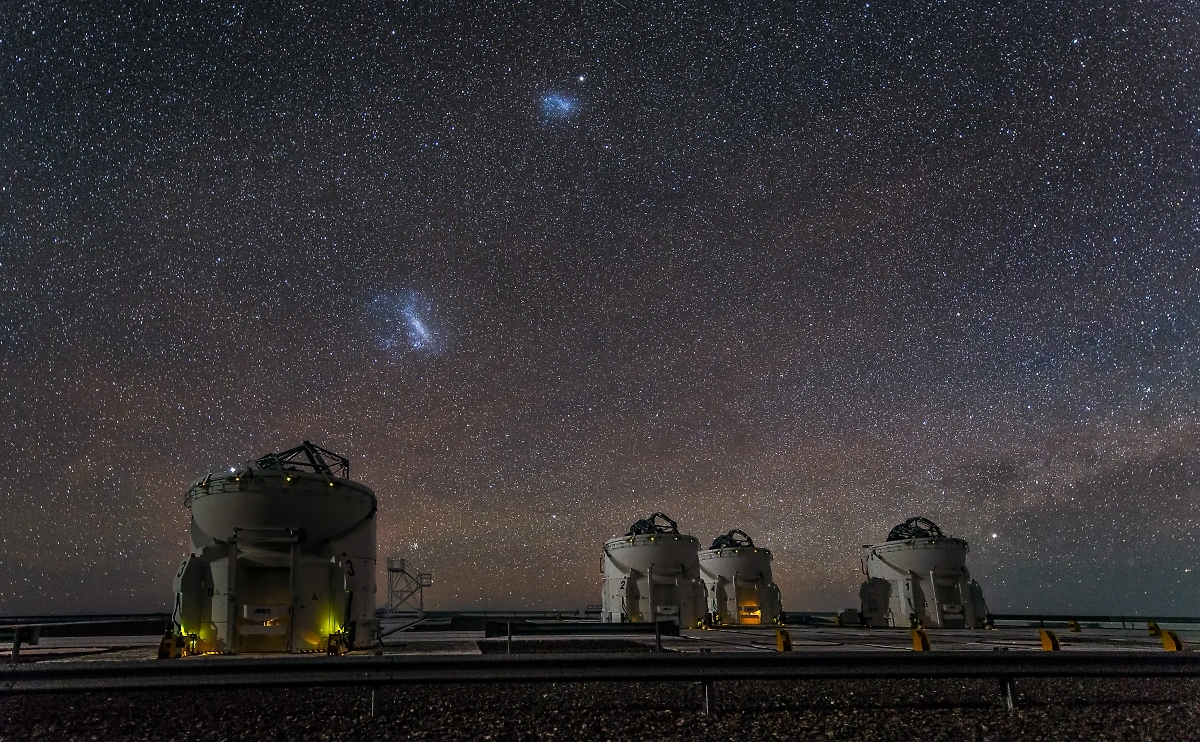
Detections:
[541, 93, 576, 119]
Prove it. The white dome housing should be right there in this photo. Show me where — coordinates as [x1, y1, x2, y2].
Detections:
[601, 513, 705, 627]
[172, 442, 378, 654]
[859, 517, 989, 629]
[698, 530, 783, 625]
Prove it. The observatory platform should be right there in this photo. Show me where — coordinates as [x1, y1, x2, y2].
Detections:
[6, 617, 1198, 663]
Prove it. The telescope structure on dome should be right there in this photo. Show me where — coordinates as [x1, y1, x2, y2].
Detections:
[172, 441, 378, 654]
[601, 513, 705, 627]
[859, 517, 989, 629]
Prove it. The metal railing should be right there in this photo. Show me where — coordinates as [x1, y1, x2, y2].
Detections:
[990, 614, 1200, 627]
[0, 616, 170, 641]
[4, 650, 1200, 711]
[481, 620, 678, 638]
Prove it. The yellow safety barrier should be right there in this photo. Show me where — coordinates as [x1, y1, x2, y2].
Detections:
[156, 633, 184, 660]
[1068, 620, 1081, 633]
[775, 629, 793, 652]
[1148, 621, 1162, 637]
[1039, 629, 1061, 651]
[912, 628, 931, 651]
[1162, 630, 1184, 652]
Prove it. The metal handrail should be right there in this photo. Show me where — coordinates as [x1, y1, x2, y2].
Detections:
[4, 650, 1200, 696]
[990, 614, 1200, 625]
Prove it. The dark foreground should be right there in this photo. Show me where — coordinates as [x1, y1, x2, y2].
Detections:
[2, 677, 1198, 741]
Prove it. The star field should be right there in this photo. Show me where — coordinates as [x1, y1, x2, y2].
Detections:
[1, 2, 1198, 615]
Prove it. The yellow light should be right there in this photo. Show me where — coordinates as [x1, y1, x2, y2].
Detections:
[286, 476, 292, 482]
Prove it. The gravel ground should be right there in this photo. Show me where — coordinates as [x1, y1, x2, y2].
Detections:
[2, 677, 1198, 741]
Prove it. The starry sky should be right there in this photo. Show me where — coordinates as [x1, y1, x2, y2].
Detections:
[2, 2, 1198, 617]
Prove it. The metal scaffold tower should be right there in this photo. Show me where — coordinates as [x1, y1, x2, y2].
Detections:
[385, 557, 433, 616]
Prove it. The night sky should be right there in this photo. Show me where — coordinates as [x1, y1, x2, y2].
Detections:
[2, 2, 1198, 617]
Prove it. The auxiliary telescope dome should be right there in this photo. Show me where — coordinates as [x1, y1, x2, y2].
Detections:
[698, 529, 783, 625]
[858, 517, 989, 628]
[600, 513, 705, 627]
[187, 443, 375, 543]
[172, 441, 379, 655]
